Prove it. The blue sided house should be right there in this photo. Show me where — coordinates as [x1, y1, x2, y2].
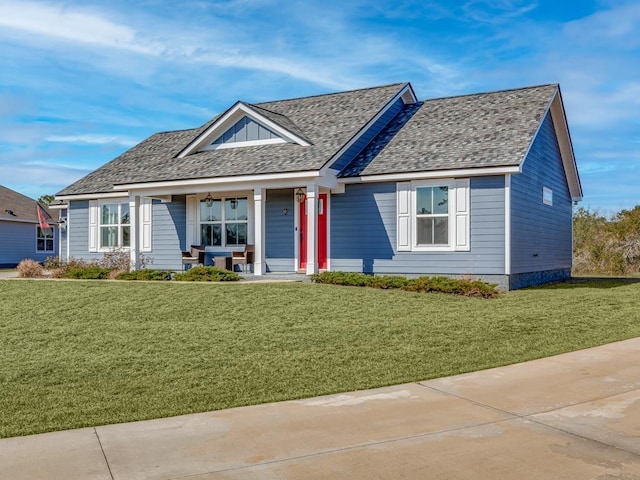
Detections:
[55, 82, 582, 289]
[0, 185, 59, 268]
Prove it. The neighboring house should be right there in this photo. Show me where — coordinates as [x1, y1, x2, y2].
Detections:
[55, 82, 582, 289]
[0, 185, 58, 268]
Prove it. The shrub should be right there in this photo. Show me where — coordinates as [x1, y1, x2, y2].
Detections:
[116, 269, 173, 281]
[62, 265, 112, 280]
[311, 271, 373, 286]
[403, 276, 499, 298]
[173, 266, 241, 282]
[17, 259, 44, 278]
[369, 275, 409, 289]
[43, 256, 64, 270]
[101, 249, 131, 271]
[312, 271, 499, 298]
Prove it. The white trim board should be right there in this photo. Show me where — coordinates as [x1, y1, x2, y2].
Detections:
[343, 166, 521, 184]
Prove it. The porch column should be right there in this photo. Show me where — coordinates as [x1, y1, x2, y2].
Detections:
[129, 193, 140, 270]
[305, 184, 318, 275]
[253, 188, 265, 275]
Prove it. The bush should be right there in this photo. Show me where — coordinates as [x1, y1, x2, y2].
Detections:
[116, 269, 173, 281]
[573, 206, 640, 275]
[312, 271, 499, 298]
[402, 276, 499, 298]
[43, 256, 64, 270]
[311, 271, 373, 286]
[17, 259, 44, 278]
[173, 266, 241, 282]
[369, 275, 409, 289]
[62, 265, 112, 279]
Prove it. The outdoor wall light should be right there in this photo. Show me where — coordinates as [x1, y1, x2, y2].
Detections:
[204, 193, 214, 208]
[295, 188, 306, 203]
[230, 198, 238, 210]
[282, 207, 288, 216]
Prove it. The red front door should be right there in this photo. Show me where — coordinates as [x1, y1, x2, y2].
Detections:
[299, 193, 327, 270]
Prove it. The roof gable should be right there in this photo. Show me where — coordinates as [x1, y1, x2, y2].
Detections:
[177, 102, 312, 157]
[205, 116, 284, 149]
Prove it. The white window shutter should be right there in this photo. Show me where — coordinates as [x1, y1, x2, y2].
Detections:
[397, 182, 411, 251]
[141, 197, 152, 252]
[454, 179, 470, 251]
[88, 200, 98, 252]
[186, 195, 197, 248]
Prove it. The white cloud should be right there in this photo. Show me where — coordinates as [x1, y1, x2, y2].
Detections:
[45, 134, 138, 147]
[0, 0, 163, 54]
[462, 0, 537, 23]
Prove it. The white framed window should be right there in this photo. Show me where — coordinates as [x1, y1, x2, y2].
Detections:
[543, 186, 553, 206]
[36, 226, 54, 252]
[416, 185, 450, 246]
[397, 179, 470, 252]
[99, 202, 130, 249]
[199, 197, 248, 247]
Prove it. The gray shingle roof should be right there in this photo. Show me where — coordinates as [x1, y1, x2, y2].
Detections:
[57, 83, 559, 196]
[57, 83, 408, 195]
[0, 185, 54, 223]
[340, 84, 558, 177]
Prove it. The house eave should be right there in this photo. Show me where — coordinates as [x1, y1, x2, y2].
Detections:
[340, 165, 521, 183]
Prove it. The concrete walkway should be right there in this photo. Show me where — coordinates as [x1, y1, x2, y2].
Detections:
[2, 339, 639, 480]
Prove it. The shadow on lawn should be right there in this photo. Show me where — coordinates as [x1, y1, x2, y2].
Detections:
[530, 277, 640, 290]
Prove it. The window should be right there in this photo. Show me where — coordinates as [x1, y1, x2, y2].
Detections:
[543, 187, 553, 206]
[100, 202, 130, 248]
[397, 179, 470, 252]
[200, 197, 248, 247]
[416, 186, 449, 245]
[36, 226, 54, 252]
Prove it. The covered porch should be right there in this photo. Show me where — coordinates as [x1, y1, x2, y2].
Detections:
[120, 175, 339, 276]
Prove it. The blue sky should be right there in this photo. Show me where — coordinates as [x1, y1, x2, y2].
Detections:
[1, 0, 638, 213]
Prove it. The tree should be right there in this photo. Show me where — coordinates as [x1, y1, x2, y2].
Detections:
[38, 194, 55, 205]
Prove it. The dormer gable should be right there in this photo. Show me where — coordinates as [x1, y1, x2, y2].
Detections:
[177, 101, 311, 158]
[203, 116, 283, 150]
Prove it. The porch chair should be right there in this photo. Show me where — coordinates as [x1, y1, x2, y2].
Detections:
[182, 245, 205, 269]
[231, 244, 254, 273]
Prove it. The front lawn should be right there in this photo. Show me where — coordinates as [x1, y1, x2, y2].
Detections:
[1, 278, 639, 438]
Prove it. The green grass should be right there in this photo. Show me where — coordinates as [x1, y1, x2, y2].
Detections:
[1, 278, 639, 438]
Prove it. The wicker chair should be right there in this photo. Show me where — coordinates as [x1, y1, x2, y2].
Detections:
[231, 244, 254, 272]
[182, 245, 205, 269]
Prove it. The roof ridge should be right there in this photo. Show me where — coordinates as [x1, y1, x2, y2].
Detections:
[254, 82, 409, 105]
[423, 83, 558, 103]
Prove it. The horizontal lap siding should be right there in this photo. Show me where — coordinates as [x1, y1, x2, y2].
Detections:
[265, 189, 295, 272]
[68, 201, 102, 262]
[0, 222, 55, 266]
[330, 178, 505, 275]
[511, 112, 572, 273]
[330, 98, 405, 172]
[149, 197, 185, 270]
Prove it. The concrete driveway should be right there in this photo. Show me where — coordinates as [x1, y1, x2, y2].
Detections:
[1, 338, 639, 479]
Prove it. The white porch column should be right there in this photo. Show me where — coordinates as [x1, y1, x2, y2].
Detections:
[253, 188, 265, 275]
[305, 184, 318, 275]
[129, 194, 140, 270]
